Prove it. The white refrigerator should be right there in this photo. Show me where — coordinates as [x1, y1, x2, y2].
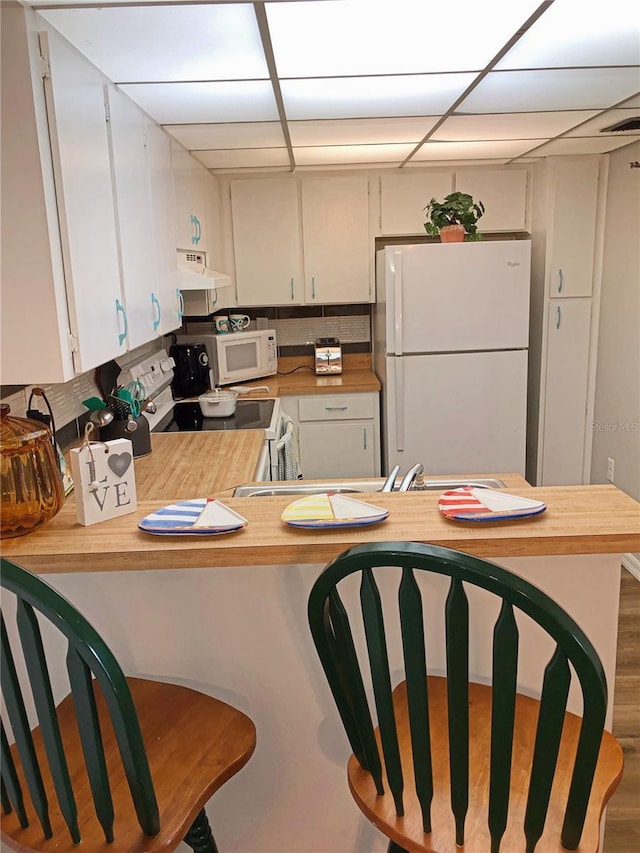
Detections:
[373, 240, 531, 477]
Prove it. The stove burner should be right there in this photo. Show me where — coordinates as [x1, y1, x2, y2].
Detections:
[152, 399, 276, 433]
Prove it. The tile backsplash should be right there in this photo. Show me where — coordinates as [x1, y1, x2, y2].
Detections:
[184, 303, 372, 354]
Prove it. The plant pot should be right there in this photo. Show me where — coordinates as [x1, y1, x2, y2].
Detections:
[439, 224, 466, 243]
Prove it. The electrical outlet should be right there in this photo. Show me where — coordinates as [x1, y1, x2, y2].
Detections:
[607, 457, 615, 482]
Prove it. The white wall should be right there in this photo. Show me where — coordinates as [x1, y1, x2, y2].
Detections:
[590, 141, 640, 502]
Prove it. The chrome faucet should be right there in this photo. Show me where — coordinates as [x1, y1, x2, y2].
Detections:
[398, 463, 425, 492]
[381, 464, 401, 492]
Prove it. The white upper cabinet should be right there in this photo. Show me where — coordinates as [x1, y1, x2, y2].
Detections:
[172, 142, 209, 253]
[380, 172, 453, 235]
[40, 28, 124, 372]
[230, 175, 372, 306]
[301, 176, 370, 304]
[546, 159, 599, 298]
[231, 178, 303, 306]
[106, 86, 158, 349]
[145, 119, 182, 335]
[455, 169, 528, 233]
[1, 6, 125, 384]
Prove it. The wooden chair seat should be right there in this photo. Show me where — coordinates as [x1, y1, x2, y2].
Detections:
[2, 677, 256, 852]
[348, 677, 623, 853]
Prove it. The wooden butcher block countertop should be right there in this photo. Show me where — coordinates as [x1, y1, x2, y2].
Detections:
[236, 354, 381, 397]
[2, 432, 639, 575]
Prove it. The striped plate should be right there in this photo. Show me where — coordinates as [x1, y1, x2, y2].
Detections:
[438, 487, 546, 522]
[282, 493, 389, 529]
[139, 498, 248, 535]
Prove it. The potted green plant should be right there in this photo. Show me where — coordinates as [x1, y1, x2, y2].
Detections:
[423, 192, 485, 242]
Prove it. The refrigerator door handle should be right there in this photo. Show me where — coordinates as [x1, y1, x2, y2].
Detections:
[393, 251, 403, 355]
[395, 357, 405, 451]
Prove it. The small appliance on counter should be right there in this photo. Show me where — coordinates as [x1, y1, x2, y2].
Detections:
[314, 337, 343, 375]
[169, 342, 210, 399]
[173, 330, 277, 387]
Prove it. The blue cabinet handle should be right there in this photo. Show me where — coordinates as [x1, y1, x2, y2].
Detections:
[311, 276, 316, 299]
[558, 268, 563, 293]
[116, 298, 128, 346]
[190, 214, 201, 245]
[151, 292, 161, 330]
[176, 288, 184, 322]
[556, 305, 562, 329]
[290, 278, 294, 300]
[363, 428, 368, 450]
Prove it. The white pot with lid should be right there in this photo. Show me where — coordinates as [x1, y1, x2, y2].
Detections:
[198, 388, 238, 418]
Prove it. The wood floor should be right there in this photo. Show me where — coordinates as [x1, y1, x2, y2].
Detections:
[604, 566, 640, 852]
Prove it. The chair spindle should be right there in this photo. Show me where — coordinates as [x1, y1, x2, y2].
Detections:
[1, 723, 28, 828]
[398, 566, 433, 834]
[66, 645, 115, 843]
[444, 577, 469, 846]
[488, 600, 519, 852]
[361, 568, 404, 816]
[16, 598, 80, 843]
[326, 590, 382, 786]
[524, 645, 571, 852]
[1, 616, 52, 838]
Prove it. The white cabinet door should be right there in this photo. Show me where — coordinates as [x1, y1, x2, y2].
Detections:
[231, 178, 303, 306]
[106, 88, 180, 346]
[547, 159, 599, 297]
[285, 391, 381, 479]
[540, 298, 592, 485]
[172, 142, 208, 252]
[106, 86, 156, 349]
[380, 172, 453, 236]
[301, 176, 371, 304]
[146, 120, 181, 335]
[455, 169, 528, 232]
[298, 421, 378, 479]
[40, 29, 123, 371]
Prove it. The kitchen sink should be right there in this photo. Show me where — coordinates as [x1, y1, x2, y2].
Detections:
[233, 478, 505, 497]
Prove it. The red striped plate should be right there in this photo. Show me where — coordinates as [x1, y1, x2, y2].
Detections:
[438, 487, 546, 522]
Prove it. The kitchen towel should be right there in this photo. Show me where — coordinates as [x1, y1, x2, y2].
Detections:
[276, 411, 302, 481]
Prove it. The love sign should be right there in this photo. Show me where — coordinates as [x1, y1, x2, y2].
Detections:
[70, 438, 137, 526]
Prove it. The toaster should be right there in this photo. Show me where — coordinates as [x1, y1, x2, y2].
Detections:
[314, 337, 343, 375]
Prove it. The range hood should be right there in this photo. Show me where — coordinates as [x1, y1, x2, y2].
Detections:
[176, 249, 231, 290]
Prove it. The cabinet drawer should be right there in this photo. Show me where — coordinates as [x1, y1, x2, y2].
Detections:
[298, 394, 376, 421]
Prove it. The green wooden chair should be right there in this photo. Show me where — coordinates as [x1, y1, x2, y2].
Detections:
[308, 542, 623, 853]
[0, 558, 256, 852]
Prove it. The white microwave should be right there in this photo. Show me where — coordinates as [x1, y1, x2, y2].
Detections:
[175, 330, 277, 387]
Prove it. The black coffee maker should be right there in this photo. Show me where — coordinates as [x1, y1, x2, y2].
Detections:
[169, 343, 210, 399]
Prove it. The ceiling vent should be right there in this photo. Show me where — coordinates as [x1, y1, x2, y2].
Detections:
[600, 117, 640, 133]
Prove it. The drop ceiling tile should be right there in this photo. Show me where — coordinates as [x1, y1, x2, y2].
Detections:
[118, 82, 279, 125]
[39, 4, 268, 82]
[289, 117, 440, 146]
[496, 0, 640, 69]
[411, 139, 539, 161]
[458, 68, 640, 113]
[281, 74, 476, 120]
[193, 148, 291, 170]
[163, 123, 285, 151]
[562, 109, 640, 137]
[432, 111, 601, 141]
[528, 136, 640, 156]
[293, 143, 414, 166]
[266, 0, 542, 76]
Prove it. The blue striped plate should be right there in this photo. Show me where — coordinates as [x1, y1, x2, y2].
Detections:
[138, 499, 248, 535]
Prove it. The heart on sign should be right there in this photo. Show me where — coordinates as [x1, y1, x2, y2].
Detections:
[108, 452, 132, 478]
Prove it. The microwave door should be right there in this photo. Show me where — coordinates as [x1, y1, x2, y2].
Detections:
[219, 338, 260, 384]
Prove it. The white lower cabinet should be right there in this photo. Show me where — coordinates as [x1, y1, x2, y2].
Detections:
[282, 392, 380, 479]
[539, 298, 592, 485]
